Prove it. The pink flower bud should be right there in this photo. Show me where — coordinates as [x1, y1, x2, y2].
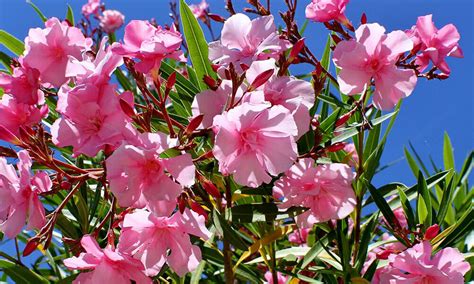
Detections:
[247, 69, 274, 92]
[0, 125, 21, 145]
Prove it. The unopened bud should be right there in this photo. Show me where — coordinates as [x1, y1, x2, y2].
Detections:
[424, 224, 440, 240]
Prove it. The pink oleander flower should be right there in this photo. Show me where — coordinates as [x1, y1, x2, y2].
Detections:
[51, 83, 136, 157]
[343, 143, 359, 167]
[245, 59, 315, 138]
[0, 150, 52, 238]
[333, 23, 417, 110]
[0, 65, 43, 105]
[408, 14, 463, 74]
[82, 0, 100, 17]
[362, 233, 407, 275]
[112, 20, 185, 73]
[23, 18, 92, 87]
[100, 10, 125, 34]
[288, 227, 311, 245]
[0, 95, 48, 136]
[213, 103, 298, 188]
[118, 208, 211, 276]
[190, 0, 208, 19]
[264, 271, 289, 284]
[374, 241, 471, 283]
[64, 235, 151, 284]
[273, 159, 356, 226]
[106, 132, 195, 216]
[66, 37, 123, 85]
[305, 0, 350, 23]
[191, 80, 244, 129]
[209, 14, 289, 73]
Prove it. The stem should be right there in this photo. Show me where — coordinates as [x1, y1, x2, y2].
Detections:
[223, 177, 234, 283]
[14, 238, 22, 265]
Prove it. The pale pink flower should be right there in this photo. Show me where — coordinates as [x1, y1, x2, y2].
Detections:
[305, 0, 350, 23]
[362, 233, 406, 275]
[82, 0, 101, 17]
[23, 18, 92, 87]
[209, 14, 289, 73]
[0, 150, 52, 238]
[333, 23, 417, 110]
[64, 235, 151, 284]
[245, 60, 315, 138]
[190, 0, 208, 19]
[118, 209, 211, 276]
[374, 241, 471, 283]
[191, 80, 244, 128]
[288, 227, 311, 245]
[51, 83, 136, 157]
[273, 159, 356, 226]
[0, 65, 43, 105]
[264, 271, 289, 284]
[100, 10, 125, 34]
[106, 132, 195, 216]
[213, 103, 298, 187]
[66, 37, 123, 85]
[0, 95, 48, 135]
[112, 20, 185, 73]
[409, 14, 463, 74]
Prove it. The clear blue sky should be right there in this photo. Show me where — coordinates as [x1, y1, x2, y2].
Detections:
[0, 0, 472, 269]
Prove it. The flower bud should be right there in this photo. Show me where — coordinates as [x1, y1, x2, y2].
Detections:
[424, 224, 440, 240]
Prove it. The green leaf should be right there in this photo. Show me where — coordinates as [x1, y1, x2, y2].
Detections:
[355, 217, 377, 272]
[443, 132, 455, 171]
[397, 187, 416, 230]
[190, 260, 206, 284]
[114, 69, 133, 91]
[229, 203, 306, 223]
[26, 0, 48, 22]
[0, 260, 49, 284]
[66, 5, 75, 26]
[404, 147, 420, 178]
[0, 30, 25, 56]
[179, 0, 216, 90]
[160, 61, 199, 99]
[0, 51, 12, 72]
[437, 177, 454, 224]
[367, 183, 398, 230]
[212, 209, 248, 250]
[320, 35, 332, 70]
[416, 171, 432, 227]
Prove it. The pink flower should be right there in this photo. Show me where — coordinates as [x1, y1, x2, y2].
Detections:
[66, 37, 123, 85]
[409, 14, 463, 74]
[118, 209, 211, 276]
[191, 80, 244, 128]
[23, 18, 92, 87]
[0, 95, 48, 135]
[305, 0, 350, 23]
[0, 65, 43, 105]
[0, 150, 52, 238]
[112, 20, 185, 73]
[288, 227, 311, 245]
[264, 271, 289, 284]
[213, 103, 298, 187]
[333, 23, 417, 110]
[51, 83, 136, 157]
[343, 143, 359, 167]
[82, 0, 100, 17]
[245, 60, 315, 138]
[273, 159, 356, 226]
[100, 10, 125, 34]
[64, 235, 151, 284]
[190, 0, 208, 19]
[106, 132, 195, 216]
[209, 14, 289, 72]
[374, 241, 471, 283]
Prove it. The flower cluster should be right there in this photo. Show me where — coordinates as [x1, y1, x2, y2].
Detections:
[0, 0, 469, 283]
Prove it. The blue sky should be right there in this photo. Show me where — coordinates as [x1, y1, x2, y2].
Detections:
[0, 0, 472, 271]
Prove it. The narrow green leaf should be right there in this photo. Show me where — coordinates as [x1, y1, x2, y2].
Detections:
[230, 204, 306, 223]
[0, 51, 12, 72]
[66, 5, 75, 26]
[160, 61, 199, 99]
[0, 30, 25, 56]
[179, 0, 216, 90]
[397, 187, 416, 230]
[320, 35, 332, 70]
[190, 260, 206, 284]
[114, 69, 133, 91]
[404, 147, 420, 178]
[367, 183, 398, 230]
[443, 132, 455, 171]
[416, 171, 432, 227]
[0, 260, 49, 284]
[212, 209, 248, 250]
[437, 177, 454, 224]
[26, 0, 48, 22]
